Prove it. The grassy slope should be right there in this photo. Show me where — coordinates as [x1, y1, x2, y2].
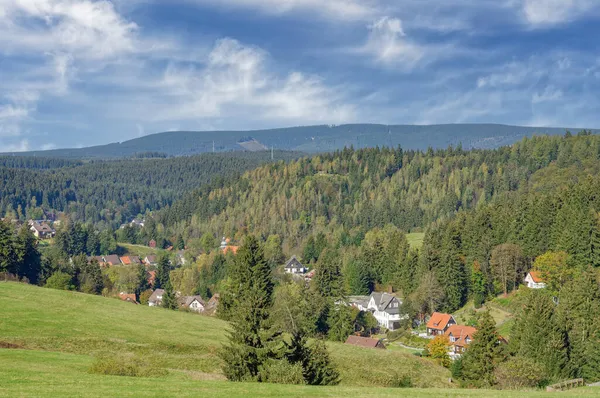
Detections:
[1, 282, 597, 397]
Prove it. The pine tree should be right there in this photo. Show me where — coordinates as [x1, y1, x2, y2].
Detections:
[284, 331, 339, 385]
[219, 235, 279, 382]
[327, 304, 354, 342]
[461, 311, 503, 387]
[345, 259, 372, 295]
[162, 280, 178, 310]
[510, 291, 568, 380]
[155, 255, 171, 289]
[0, 220, 18, 276]
[135, 263, 150, 297]
[313, 248, 344, 299]
[15, 226, 41, 284]
[558, 267, 600, 381]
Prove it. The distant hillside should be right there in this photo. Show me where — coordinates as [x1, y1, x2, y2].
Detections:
[4, 124, 597, 159]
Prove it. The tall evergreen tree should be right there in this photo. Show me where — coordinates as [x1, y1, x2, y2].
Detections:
[510, 291, 569, 380]
[155, 255, 171, 289]
[461, 311, 504, 387]
[220, 235, 279, 382]
[162, 280, 178, 310]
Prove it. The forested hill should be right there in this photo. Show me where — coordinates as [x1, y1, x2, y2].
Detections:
[4, 124, 597, 159]
[0, 151, 301, 226]
[157, 132, 600, 248]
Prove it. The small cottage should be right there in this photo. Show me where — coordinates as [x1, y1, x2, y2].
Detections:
[524, 271, 546, 289]
[284, 256, 307, 274]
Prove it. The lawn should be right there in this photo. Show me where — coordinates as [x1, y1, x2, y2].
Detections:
[1, 282, 598, 397]
[118, 243, 163, 258]
[2, 349, 598, 398]
[0, 282, 450, 388]
[407, 233, 425, 249]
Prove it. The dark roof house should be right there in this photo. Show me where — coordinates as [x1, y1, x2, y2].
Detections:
[284, 256, 307, 274]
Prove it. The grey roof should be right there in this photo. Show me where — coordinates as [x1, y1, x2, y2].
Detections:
[149, 289, 165, 303]
[284, 255, 305, 269]
[370, 292, 402, 315]
[348, 295, 370, 308]
[103, 255, 121, 265]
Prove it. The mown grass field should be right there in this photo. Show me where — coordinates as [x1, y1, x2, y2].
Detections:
[1, 282, 598, 397]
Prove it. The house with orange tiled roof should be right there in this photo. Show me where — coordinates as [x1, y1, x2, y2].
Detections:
[220, 236, 239, 255]
[445, 325, 477, 354]
[426, 312, 456, 336]
[119, 292, 138, 304]
[524, 271, 546, 289]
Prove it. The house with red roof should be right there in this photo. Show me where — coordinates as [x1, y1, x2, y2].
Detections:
[119, 292, 138, 304]
[426, 312, 457, 336]
[445, 325, 477, 354]
[524, 271, 546, 289]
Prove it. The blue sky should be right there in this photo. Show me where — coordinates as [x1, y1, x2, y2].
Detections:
[1, 0, 600, 151]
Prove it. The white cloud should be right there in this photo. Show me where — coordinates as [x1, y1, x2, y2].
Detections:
[189, 0, 378, 21]
[152, 38, 354, 125]
[520, 0, 598, 26]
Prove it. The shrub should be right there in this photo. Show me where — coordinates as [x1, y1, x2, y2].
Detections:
[260, 359, 306, 385]
[89, 356, 167, 378]
[45, 272, 74, 291]
[494, 356, 545, 389]
[139, 289, 153, 305]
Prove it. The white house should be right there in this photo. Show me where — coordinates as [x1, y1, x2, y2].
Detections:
[524, 271, 546, 289]
[367, 292, 406, 331]
[148, 289, 165, 306]
[284, 256, 307, 274]
[180, 296, 205, 313]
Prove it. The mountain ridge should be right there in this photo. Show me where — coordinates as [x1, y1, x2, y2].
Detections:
[3, 123, 597, 159]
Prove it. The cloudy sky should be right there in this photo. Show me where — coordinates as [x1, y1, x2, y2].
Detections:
[1, 0, 599, 151]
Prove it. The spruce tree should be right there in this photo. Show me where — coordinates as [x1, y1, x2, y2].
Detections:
[327, 304, 354, 342]
[313, 248, 344, 299]
[461, 311, 503, 387]
[155, 255, 170, 289]
[16, 226, 41, 284]
[220, 235, 278, 382]
[558, 267, 600, 381]
[162, 280, 178, 310]
[510, 291, 568, 380]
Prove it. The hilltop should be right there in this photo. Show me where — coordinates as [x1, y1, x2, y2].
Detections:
[3, 123, 596, 159]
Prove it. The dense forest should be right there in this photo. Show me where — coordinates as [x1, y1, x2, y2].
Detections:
[0, 151, 300, 227]
[157, 131, 600, 246]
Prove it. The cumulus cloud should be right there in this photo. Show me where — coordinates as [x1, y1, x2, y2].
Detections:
[520, 0, 598, 26]
[153, 38, 354, 124]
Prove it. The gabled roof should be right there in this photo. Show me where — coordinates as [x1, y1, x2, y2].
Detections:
[149, 289, 165, 303]
[103, 255, 121, 265]
[528, 271, 545, 283]
[426, 312, 455, 331]
[284, 255, 305, 269]
[120, 256, 132, 265]
[180, 295, 205, 307]
[345, 335, 385, 349]
[144, 255, 157, 264]
[445, 325, 477, 347]
[370, 292, 401, 314]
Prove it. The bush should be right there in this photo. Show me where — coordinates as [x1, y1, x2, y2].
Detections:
[260, 359, 306, 385]
[387, 373, 414, 388]
[139, 289, 153, 305]
[89, 356, 167, 378]
[495, 357, 545, 389]
[45, 272, 74, 291]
